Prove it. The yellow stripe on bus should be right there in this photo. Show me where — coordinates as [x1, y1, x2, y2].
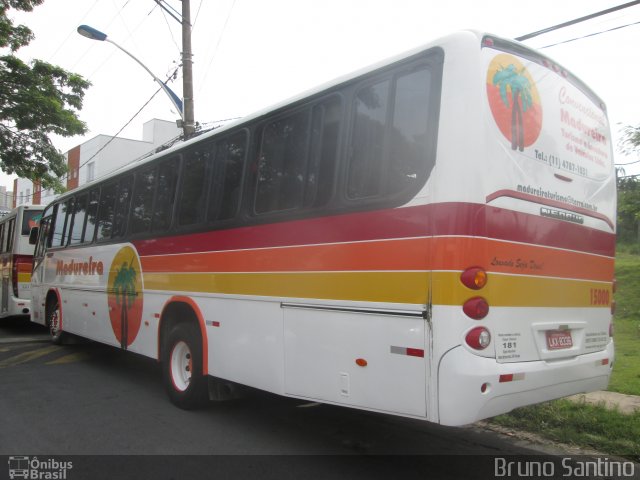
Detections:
[432, 272, 611, 308]
[144, 271, 430, 304]
[17, 273, 31, 283]
[143, 271, 610, 308]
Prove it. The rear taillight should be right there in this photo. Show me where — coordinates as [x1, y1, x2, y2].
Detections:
[12, 254, 31, 298]
[466, 327, 491, 350]
[463, 297, 490, 320]
[460, 267, 487, 290]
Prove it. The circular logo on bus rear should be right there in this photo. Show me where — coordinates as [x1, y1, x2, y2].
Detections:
[487, 54, 542, 150]
[107, 246, 143, 349]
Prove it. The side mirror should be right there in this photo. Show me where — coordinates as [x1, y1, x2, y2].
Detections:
[29, 226, 39, 245]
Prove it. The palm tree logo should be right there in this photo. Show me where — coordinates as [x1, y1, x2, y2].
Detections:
[486, 54, 542, 150]
[113, 258, 137, 350]
[107, 246, 143, 349]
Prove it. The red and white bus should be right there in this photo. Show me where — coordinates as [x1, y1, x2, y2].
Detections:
[30, 31, 615, 426]
[0, 205, 42, 319]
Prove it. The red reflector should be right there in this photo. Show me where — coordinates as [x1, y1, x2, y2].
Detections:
[355, 358, 368, 367]
[463, 297, 489, 320]
[602, 358, 609, 366]
[406, 348, 425, 358]
[212, 321, 220, 327]
[499, 374, 514, 383]
[481, 383, 489, 393]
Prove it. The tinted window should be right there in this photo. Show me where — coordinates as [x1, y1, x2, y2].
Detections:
[208, 132, 246, 222]
[51, 202, 70, 247]
[153, 157, 179, 232]
[96, 183, 117, 242]
[306, 97, 341, 207]
[131, 167, 156, 234]
[84, 189, 99, 243]
[178, 147, 211, 227]
[347, 64, 436, 200]
[388, 67, 433, 194]
[6, 219, 14, 251]
[113, 176, 133, 238]
[348, 79, 390, 198]
[69, 195, 88, 245]
[256, 110, 309, 214]
[22, 210, 42, 235]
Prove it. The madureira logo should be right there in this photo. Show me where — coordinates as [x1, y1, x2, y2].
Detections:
[487, 53, 542, 151]
[107, 246, 143, 350]
[56, 257, 104, 276]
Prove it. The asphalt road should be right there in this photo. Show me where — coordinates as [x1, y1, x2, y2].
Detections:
[0, 317, 588, 480]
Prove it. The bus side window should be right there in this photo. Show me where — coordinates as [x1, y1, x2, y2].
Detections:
[51, 201, 70, 248]
[6, 219, 14, 251]
[69, 194, 88, 245]
[152, 157, 179, 232]
[96, 183, 117, 242]
[306, 96, 341, 208]
[348, 79, 390, 199]
[388, 66, 434, 194]
[255, 109, 310, 214]
[208, 131, 247, 222]
[0, 224, 4, 253]
[112, 176, 133, 238]
[178, 146, 212, 227]
[83, 189, 100, 243]
[131, 166, 157, 235]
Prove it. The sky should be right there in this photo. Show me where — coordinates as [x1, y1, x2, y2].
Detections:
[5, 0, 640, 190]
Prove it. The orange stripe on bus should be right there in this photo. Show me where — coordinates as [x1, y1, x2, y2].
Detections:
[139, 236, 613, 282]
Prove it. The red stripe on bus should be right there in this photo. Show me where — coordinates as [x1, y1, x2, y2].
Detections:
[133, 203, 615, 258]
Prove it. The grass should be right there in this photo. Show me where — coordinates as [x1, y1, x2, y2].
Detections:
[489, 244, 640, 459]
[609, 248, 640, 396]
[491, 400, 640, 461]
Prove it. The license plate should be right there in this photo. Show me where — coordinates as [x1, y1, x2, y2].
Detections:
[546, 330, 573, 350]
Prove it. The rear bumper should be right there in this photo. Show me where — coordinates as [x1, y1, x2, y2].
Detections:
[438, 341, 614, 426]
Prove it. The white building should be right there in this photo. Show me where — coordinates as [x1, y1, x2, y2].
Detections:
[14, 119, 181, 208]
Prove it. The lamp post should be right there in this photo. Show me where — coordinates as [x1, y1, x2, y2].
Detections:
[77, 24, 186, 134]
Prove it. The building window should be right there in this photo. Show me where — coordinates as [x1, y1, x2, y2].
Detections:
[87, 162, 95, 182]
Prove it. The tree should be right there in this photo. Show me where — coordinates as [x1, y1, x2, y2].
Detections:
[617, 124, 640, 243]
[492, 64, 533, 152]
[0, 0, 90, 192]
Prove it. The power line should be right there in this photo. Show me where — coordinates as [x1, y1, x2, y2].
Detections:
[539, 19, 640, 48]
[516, 0, 640, 41]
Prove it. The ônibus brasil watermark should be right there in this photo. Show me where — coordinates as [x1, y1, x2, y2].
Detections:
[8, 456, 72, 480]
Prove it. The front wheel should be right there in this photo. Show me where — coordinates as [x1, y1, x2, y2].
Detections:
[162, 323, 209, 409]
[47, 299, 67, 345]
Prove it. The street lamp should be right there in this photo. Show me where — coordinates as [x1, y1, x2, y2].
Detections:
[77, 24, 185, 128]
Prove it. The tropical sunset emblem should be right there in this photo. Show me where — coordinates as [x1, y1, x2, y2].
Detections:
[487, 54, 542, 151]
[107, 246, 143, 349]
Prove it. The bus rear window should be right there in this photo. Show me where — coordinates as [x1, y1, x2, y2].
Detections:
[22, 210, 43, 235]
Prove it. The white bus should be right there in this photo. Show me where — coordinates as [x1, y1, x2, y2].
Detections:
[0, 205, 42, 319]
[30, 31, 615, 426]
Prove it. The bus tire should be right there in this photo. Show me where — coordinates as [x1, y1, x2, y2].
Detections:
[47, 298, 67, 345]
[162, 322, 209, 410]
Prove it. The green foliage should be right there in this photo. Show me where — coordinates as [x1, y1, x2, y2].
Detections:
[619, 124, 640, 157]
[617, 176, 640, 243]
[0, 0, 90, 192]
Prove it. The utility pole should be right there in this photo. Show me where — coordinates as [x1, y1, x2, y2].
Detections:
[181, 0, 195, 137]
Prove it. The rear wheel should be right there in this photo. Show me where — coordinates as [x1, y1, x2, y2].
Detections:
[47, 298, 67, 345]
[162, 322, 209, 409]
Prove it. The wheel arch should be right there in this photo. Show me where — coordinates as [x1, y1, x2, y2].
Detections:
[158, 296, 208, 375]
